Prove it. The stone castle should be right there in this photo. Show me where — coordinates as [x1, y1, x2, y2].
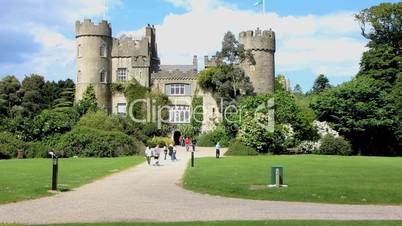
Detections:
[75, 19, 275, 135]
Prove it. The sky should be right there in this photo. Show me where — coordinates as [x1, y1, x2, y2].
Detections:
[0, 0, 399, 92]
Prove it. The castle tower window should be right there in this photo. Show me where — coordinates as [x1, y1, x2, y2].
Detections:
[117, 68, 127, 81]
[117, 103, 127, 116]
[77, 45, 82, 57]
[100, 44, 107, 57]
[100, 70, 107, 83]
[77, 70, 81, 83]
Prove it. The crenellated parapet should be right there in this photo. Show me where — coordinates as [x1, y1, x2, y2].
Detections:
[239, 28, 275, 52]
[75, 19, 112, 37]
[204, 55, 218, 69]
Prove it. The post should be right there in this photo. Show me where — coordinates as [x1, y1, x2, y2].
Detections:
[191, 151, 194, 168]
[52, 156, 58, 191]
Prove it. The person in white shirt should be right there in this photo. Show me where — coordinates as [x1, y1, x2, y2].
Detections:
[144, 145, 152, 165]
[153, 145, 161, 166]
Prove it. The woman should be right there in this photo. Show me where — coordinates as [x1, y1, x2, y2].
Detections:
[153, 145, 161, 166]
[145, 145, 152, 165]
[215, 142, 221, 159]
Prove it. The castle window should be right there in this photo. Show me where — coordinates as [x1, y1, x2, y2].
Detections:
[77, 45, 82, 57]
[77, 70, 81, 83]
[117, 68, 127, 81]
[165, 84, 190, 96]
[169, 105, 190, 123]
[100, 44, 107, 57]
[117, 103, 127, 116]
[100, 70, 107, 83]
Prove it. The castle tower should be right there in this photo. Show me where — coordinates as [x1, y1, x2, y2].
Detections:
[239, 28, 276, 93]
[75, 19, 112, 112]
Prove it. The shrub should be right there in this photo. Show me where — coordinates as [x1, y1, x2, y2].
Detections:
[298, 140, 320, 154]
[77, 110, 122, 132]
[24, 142, 50, 158]
[0, 132, 24, 159]
[35, 107, 80, 138]
[197, 125, 231, 147]
[147, 136, 173, 148]
[225, 140, 258, 156]
[56, 126, 144, 157]
[316, 135, 353, 156]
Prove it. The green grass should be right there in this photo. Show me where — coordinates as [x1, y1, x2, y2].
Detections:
[0, 157, 144, 204]
[184, 155, 402, 204]
[46, 220, 402, 226]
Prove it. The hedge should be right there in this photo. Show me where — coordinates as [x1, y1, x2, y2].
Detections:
[225, 139, 259, 156]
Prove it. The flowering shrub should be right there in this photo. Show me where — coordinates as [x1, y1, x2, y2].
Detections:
[314, 121, 339, 138]
[298, 140, 321, 154]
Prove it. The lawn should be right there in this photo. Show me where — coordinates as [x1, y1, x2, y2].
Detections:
[0, 156, 144, 204]
[183, 155, 402, 204]
[49, 221, 402, 226]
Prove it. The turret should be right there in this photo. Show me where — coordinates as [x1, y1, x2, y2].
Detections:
[239, 28, 276, 93]
[75, 19, 112, 112]
[204, 56, 217, 69]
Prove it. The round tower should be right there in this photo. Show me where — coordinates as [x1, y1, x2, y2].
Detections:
[75, 19, 112, 112]
[239, 28, 276, 93]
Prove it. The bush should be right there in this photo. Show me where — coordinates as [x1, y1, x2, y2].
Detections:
[0, 132, 24, 159]
[35, 107, 80, 138]
[147, 136, 173, 148]
[225, 140, 258, 156]
[298, 140, 320, 154]
[77, 110, 122, 132]
[197, 125, 231, 147]
[24, 142, 50, 158]
[316, 135, 353, 156]
[56, 126, 144, 157]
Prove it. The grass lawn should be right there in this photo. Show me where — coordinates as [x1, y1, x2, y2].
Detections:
[183, 155, 402, 204]
[48, 221, 402, 226]
[0, 156, 143, 204]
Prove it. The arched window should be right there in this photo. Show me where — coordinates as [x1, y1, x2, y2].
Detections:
[100, 70, 107, 83]
[77, 45, 82, 57]
[100, 43, 107, 57]
[77, 70, 81, 83]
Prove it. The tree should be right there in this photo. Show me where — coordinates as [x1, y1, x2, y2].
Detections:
[20, 74, 46, 116]
[0, 75, 22, 117]
[77, 84, 98, 115]
[216, 31, 254, 66]
[293, 84, 303, 95]
[312, 74, 331, 93]
[356, 2, 402, 85]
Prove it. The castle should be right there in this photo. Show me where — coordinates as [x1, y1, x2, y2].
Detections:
[75, 19, 276, 135]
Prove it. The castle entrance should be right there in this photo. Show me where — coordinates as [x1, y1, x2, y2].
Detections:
[173, 131, 181, 145]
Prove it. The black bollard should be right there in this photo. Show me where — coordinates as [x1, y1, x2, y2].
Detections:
[52, 156, 58, 191]
[191, 151, 194, 167]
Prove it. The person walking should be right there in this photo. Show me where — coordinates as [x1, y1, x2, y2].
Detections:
[172, 144, 177, 161]
[168, 144, 174, 161]
[185, 137, 190, 152]
[163, 145, 168, 160]
[215, 142, 221, 159]
[153, 145, 161, 166]
[144, 145, 152, 165]
[192, 138, 197, 152]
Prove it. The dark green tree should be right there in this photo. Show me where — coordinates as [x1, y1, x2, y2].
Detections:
[293, 84, 303, 94]
[312, 74, 331, 93]
[0, 75, 21, 117]
[77, 84, 98, 115]
[20, 74, 46, 116]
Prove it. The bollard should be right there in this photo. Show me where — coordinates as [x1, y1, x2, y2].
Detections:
[191, 151, 194, 167]
[52, 156, 58, 191]
[275, 168, 280, 188]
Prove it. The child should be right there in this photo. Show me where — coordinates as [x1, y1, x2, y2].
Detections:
[145, 145, 152, 165]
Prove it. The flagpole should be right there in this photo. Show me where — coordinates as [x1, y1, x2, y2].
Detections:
[263, 0, 266, 15]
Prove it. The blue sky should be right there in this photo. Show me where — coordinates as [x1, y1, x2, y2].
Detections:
[0, 0, 399, 91]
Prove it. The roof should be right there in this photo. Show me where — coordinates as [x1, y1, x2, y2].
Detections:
[159, 65, 196, 72]
[151, 69, 198, 80]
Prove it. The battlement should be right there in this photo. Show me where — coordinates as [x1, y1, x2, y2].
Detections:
[239, 28, 275, 51]
[204, 56, 217, 68]
[76, 19, 112, 37]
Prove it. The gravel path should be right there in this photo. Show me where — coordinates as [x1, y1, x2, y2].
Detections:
[0, 147, 401, 225]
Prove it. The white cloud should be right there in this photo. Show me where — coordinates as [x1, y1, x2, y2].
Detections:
[148, 0, 367, 77]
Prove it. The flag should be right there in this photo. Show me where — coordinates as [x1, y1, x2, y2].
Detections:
[254, 0, 263, 6]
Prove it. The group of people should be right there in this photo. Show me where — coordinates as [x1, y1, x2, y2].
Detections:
[178, 135, 197, 152]
[144, 144, 177, 166]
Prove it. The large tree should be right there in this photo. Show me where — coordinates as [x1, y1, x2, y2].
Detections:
[312, 74, 331, 93]
[0, 75, 22, 117]
[311, 2, 402, 156]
